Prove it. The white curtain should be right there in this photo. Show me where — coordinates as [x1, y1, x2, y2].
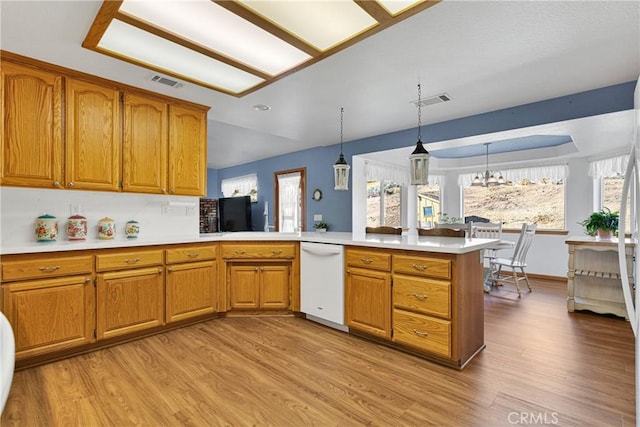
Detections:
[588, 154, 629, 178]
[221, 174, 257, 200]
[459, 164, 569, 187]
[278, 172, 301, 232]
[365, 159, 410, 186]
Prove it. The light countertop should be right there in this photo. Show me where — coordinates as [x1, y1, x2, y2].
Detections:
[1, 231, 498, 255]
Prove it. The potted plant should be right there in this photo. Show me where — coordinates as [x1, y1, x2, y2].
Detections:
[313, 221, 328, 233]
[578, 208, 619, 240]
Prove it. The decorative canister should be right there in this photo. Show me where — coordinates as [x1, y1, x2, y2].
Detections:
[67, 214, 87, 241]
[125, 220, 140, 238]
[35, 214, 58, 242]
[98, 217, 116, 240]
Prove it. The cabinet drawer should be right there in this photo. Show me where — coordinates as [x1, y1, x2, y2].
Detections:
[2, 254, 93, 281]
[346, 249, 391, 272]
[222, 243, 295, 259]
[393, 255, 451, 280]
[393, 309, 451, 358]
[166, 245, 216, 264]
[393, 275, 450, 319]
[96, 250, 163, 271]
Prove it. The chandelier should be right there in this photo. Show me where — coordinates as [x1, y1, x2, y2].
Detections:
[471, 143, 506, 187]
[409, 83, 430, 185]
[333, 107, 350, 190]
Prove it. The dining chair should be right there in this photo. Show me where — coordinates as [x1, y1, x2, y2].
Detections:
[365, 226, 402, 235]
[488, 223, 537, 297]
[471, 221, 504, 289]
[417, 227, 465, 238]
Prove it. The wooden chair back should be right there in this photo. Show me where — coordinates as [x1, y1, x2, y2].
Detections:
[417, 228, 465, 238]
[365, 226, 402, 235]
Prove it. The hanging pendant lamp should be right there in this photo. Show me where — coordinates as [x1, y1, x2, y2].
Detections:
[333, 107, 350, 190]
[410, 84, 430, 185]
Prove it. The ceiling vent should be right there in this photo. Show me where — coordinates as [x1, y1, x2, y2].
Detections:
[412, 92, 452, 107]
[148, 74, 184, 89]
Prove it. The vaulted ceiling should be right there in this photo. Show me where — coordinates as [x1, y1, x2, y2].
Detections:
[1, 1, 638, 169]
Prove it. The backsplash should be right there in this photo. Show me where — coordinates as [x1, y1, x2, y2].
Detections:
[0, 187, 200, 248]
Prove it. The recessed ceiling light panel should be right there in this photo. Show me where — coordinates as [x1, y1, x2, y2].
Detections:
[239, 0, 378, 51]
[378, 0, 425, 16]
[99, 20, 264, 94]
[119, 0, 310, 75]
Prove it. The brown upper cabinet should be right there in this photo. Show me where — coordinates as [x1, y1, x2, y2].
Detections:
[123, 93, 168, 194]
[65, 77, 121, 191]
[168, 104, 207, 196]
[1, 62, 64, 188]
[0, 53, 208, 196]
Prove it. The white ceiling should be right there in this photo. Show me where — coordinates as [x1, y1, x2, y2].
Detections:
[1, 1, 639, 169]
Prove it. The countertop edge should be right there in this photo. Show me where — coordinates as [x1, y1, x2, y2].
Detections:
[1, 232, 498, 255]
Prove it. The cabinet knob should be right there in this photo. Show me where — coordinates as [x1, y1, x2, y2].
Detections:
[170, 188, 175, 194]
[255, 267, 259, 271]
[67, 182, 74, 187]
[158, 268, 163, 274]
[53, 181, 61, 187]
[168, 267, 174, 272]
[162, 188, 167, 193]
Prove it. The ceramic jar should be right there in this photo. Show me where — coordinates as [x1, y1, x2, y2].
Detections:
[125, 220, 140, 238]
[67, 214, 87, 240]
[35, 214, 58, 241]
[98, 217, 116, 240]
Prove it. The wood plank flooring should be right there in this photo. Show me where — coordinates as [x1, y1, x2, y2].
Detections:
[1, 279, 635, 426]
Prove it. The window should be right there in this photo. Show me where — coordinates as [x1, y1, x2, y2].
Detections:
[416, 182, 441, 228]
[366, 180, 402, 227]
[274, 168, 306, 232]
[221, 173, 257, 202]
[590, 155, 632, 233]
[462, 165, 567, 229]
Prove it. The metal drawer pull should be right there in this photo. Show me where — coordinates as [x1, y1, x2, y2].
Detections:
[187, 252, 200, 258]
[39, 265, 61, 272]
[361, 258, 373, 264]
[272, 250, 282, 255]
[235, 249, 246, 254]
[411, 293, 428, 300]
[412, 263, 427, 271]
[412, 329, 429, 337]
[124, 258, 141, 264]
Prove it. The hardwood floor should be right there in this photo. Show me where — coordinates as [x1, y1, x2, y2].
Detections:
[2, 279, 635, 426]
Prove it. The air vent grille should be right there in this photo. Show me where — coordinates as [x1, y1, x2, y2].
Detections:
[149, 74, 184, 89]
[412, 92, 452, 107]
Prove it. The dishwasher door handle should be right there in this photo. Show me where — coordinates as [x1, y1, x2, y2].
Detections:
[302, 248, 342, 256]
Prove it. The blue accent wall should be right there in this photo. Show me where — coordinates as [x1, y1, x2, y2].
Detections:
[208, 81, 636, 232]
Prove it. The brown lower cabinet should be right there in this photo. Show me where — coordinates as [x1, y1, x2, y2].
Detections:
[228, 264, 290, 309]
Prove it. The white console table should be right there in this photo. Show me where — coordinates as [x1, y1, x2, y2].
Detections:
[566, 236, 635, 319]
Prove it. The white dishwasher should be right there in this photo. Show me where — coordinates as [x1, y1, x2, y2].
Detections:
[300, 242, 348, 332]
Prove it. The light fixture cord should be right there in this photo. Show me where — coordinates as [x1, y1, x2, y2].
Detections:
[340, 107, 344, 155]
[417, 84, 422, 141]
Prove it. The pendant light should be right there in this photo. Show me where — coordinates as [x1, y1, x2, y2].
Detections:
[333, 107, 350, 190]
[409, 84, 430, 185]
[471, 143, 506, 187]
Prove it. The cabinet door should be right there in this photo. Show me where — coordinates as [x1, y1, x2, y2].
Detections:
[96, 267, 164, 339]
[166, 260, 216, 323]
[168, 104, 206, 196]
[1, 62, 63, 188]
[260, 265, 290, 309]
[65, 78, 121, 191]
[345, 267, 391, 339]
[229, 265, 260, 309]
[2, 275, 95, 360]
[123, 93, 168, 194]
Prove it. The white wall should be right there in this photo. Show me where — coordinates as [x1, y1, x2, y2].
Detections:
[0, 187, 199, 249]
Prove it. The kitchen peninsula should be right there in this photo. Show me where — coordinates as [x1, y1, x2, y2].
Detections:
[1, 232, 497, 370]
